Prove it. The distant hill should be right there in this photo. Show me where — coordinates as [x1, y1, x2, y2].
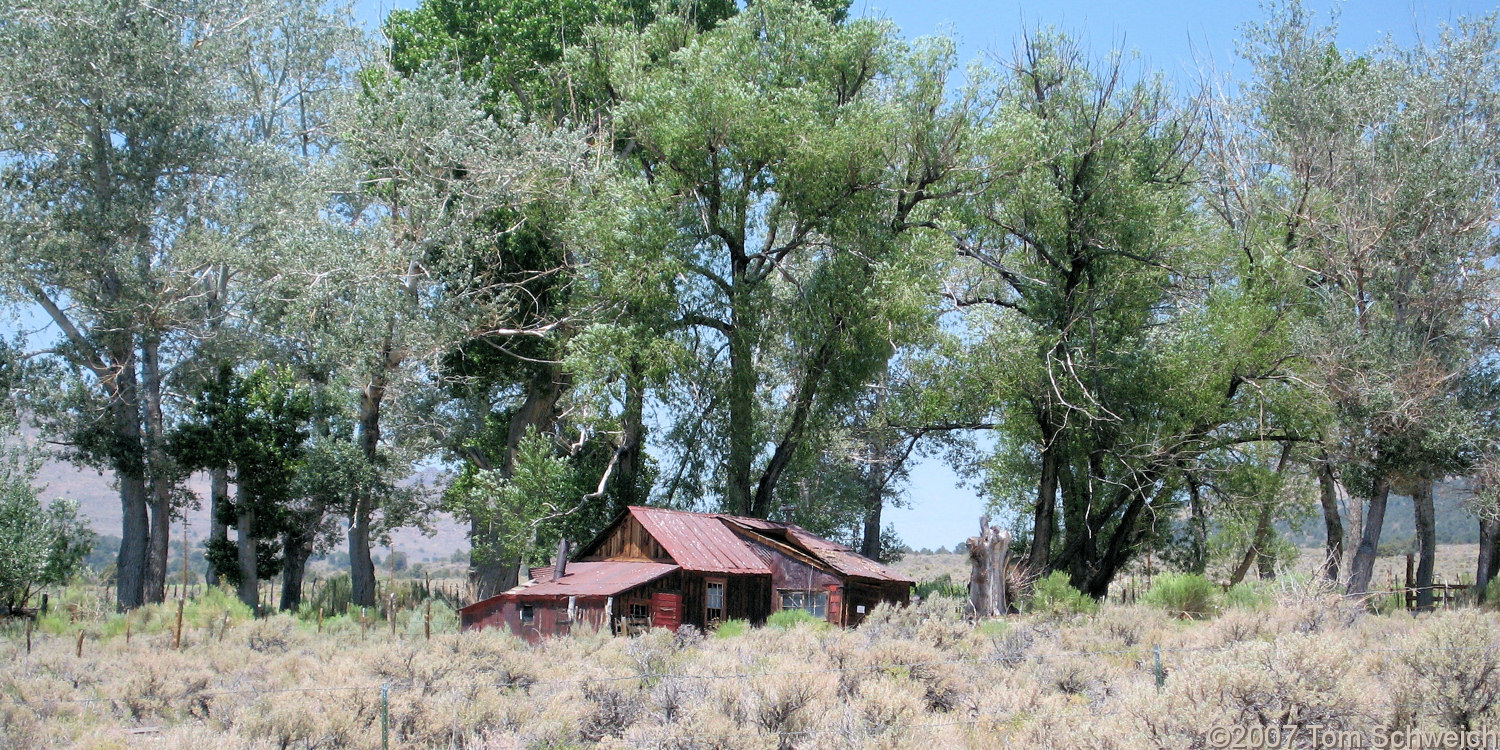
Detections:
[31, 451, 470, 563]
[1281, 479, 1481, 548]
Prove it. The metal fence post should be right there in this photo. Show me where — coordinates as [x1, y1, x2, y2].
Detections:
[381, 683, 390, 750]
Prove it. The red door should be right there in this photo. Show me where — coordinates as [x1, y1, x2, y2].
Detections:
[651, 592, 682, 631]
[827, 585, 844, 626]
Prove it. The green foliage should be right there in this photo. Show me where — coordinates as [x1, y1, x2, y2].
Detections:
[712, 619, 749, 638]
[445, 428, 599, 568]
[914, 574, 966, 600]
[1223, 582, 1273, 611]
[385, 0, 737, 118]
[0, 430, 93, 610]
[172, 366, 312, 586]
[1143, 574, 1220, 619]
[767, 608, 828, 630]
[1028, 572, 1098, 617]
[975, 619, 1010, 637]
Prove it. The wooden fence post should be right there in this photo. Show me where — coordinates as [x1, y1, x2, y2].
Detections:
[75, 630, 84, 658]
[1405, 554, 1416, 610]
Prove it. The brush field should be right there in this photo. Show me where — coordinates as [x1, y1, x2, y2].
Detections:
[6, 574, 1500, 749]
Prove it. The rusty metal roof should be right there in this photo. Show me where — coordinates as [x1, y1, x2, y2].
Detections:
[722, 516, 913, 584]
[628, 506, 772, 574]
[461, 562, 680, 612]
[526, 564, 556, 583]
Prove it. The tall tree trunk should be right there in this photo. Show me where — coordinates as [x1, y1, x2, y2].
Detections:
[1184, 471, 1209, 574]
[726, 315, 756, 517]
[236, 486, 258, 613]
[111, 348, 149, 611]
[1317, 462, 1345, 582]
[140, 335, 171, 604]
[614, 356, 646, 511]
[348, 507, 376, 608]
[206, 468, 228, 586]
[1412, 478, 1436, 612]
[1343, 487, 1364, 580]
[117, 473, 150, 611]
[280, 528, 312, 612]
[350, 362, 387, 608]
[1229, 505, 1274, 586]
[860, 490, 883, 560]
[1345, 475, 1391, 596]
[1477, 517, 1500, 602]
[1028, 432, 1060, 576]
[469, 369, 566, 599]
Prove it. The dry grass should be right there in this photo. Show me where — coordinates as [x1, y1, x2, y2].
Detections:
[5, 579, 1500, 749]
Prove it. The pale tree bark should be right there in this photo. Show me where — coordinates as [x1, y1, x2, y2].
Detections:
[968, 517, 1012, 617]
[1343, 493, 1364, 581]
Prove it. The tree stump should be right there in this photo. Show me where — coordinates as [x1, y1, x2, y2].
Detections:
[968, 516, 1012, 618]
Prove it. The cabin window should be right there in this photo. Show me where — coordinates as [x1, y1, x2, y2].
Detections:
[705, 580, 725, 622]
[779, 590, 829, 619]
[629, 602, 650, 619]
[520, 604, 535, 624]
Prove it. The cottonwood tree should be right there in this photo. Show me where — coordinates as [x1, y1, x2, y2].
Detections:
[381, 0, 741, 596]
[580, 0, 987, 519]
[300, 65, 592, 606]
[1212, 5, 1500, 600]
[0, 0, 357, 609]
[944, 32, 1309, 596]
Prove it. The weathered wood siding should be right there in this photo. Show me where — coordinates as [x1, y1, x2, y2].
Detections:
[741, 536, 845, 623]
[676, 571, 771, 628]
[844, 579, 911, 626]
[460, 596, 610, 644]
[580, 515, 673, 562]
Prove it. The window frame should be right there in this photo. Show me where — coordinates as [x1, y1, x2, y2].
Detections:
[705, 578, 726, 623]
[778, 589, 829, 619]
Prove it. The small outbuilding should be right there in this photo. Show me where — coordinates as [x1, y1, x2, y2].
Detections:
[459, 506, 912, 641]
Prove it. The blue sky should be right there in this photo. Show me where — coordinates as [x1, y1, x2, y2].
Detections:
[4, 1, 1490, 552]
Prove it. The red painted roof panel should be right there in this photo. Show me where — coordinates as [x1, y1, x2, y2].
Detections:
[459, 562, 679, 614]
[628, 506, 772, 574]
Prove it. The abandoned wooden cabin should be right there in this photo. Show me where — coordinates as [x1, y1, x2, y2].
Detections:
[458, 506, 913, 642]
